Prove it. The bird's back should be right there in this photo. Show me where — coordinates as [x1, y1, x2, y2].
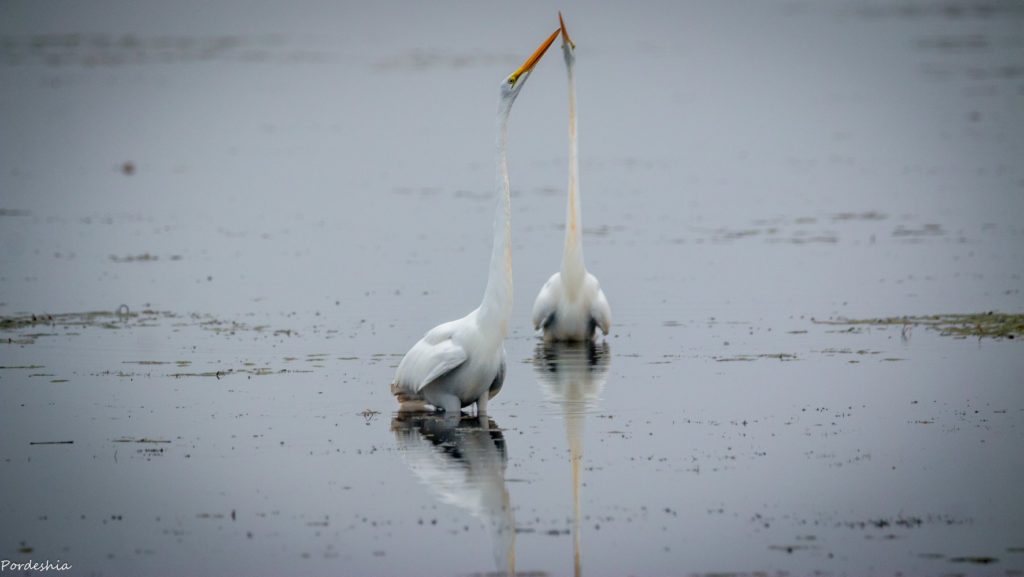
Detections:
[533, 271, 610, 341]
[392, 318, 466, 398]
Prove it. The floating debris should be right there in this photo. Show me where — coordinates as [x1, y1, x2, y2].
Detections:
[892, 223, 944, 237]
[360, 409, 381, 425]
[171, 370, 233, 379]
[832, 210, 886, 221]
[0, 309, 289, 346]
[714, 353, 798, 362]
[813, 312, 1024, 340]
[769, 544, 815, 554]
[109, 253, 159, 263]
[949, 556, 998, 564]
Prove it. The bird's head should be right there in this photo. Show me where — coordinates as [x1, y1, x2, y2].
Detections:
[558, 12, 576, 63]
[501, 27, 560, 102]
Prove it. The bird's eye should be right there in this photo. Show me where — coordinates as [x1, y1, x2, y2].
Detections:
[507, 77, 515, 85]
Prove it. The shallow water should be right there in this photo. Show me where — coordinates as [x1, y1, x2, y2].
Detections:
[2, 1, 1023, 575]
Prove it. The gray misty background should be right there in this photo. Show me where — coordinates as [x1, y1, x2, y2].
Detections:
[1, 1, 1022, 576]
[2, 1, 1023, 318]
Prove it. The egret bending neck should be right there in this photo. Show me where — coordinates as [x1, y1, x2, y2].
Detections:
[479, 100, 514, 335]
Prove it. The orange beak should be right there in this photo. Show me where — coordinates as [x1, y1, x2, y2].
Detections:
[508, 28, 560, 84]
[558, 12, 575, 50]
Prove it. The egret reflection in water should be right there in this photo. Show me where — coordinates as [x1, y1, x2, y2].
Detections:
[391, 414, 516, 576]
[533, 341, 611, 577]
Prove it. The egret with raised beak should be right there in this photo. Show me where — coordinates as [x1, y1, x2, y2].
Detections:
[531, 13, 611, 341]
[392, 28, 561, 415]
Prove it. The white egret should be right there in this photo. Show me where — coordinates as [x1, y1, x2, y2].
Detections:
[531, 13, 611, 342]
[392, 28, 561, 415]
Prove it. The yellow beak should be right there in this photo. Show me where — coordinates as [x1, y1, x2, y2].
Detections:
[508, 28, 560, 84]
[558, 12, 575, 50]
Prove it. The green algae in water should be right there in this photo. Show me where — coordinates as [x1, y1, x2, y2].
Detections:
[814, 312, 1024, 340]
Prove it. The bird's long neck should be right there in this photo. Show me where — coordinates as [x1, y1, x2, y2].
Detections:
[478, 101, 514, 336]
[561, 54, 586, 292]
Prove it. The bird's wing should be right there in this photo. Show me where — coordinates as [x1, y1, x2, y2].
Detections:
[395, 321, 469, 393]
[418, 340, 468, 391]
[589, 283, 611, 335]
[531, 273, 562, 330]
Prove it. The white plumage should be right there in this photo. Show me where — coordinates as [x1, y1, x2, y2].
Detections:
[392, 28, 560, 414]
[392, 313, 506, 414]
[532, 14, 612, 342]
[532, 271, 611, 342]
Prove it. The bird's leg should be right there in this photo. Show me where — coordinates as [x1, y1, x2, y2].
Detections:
[475, 391, 489, 417]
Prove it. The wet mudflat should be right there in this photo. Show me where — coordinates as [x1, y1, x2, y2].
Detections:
[2, 1, 1023, 576]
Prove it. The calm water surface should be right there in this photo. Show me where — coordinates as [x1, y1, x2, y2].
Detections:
[1, 1, 1023, 575]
